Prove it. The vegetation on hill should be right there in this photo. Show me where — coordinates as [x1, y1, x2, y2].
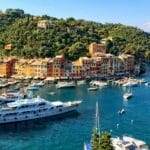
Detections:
[91, 130, 114, 150]
[0, 9, 150, 62]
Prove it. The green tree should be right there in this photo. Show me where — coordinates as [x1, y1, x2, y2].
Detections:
[99, 132, 114, 150]
[91, 129, 100, 150]
[91, 131, 114, 150]
[68, 42, 87, 60]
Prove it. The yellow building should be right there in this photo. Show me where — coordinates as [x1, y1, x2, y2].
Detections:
[72, 60, 83, 78]
[52, 55, 65, 78]
[14, 59, 32, 77]
[30, 58, 51, 78]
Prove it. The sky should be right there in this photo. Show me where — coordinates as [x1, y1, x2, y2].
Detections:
[0, 0, 150, 32]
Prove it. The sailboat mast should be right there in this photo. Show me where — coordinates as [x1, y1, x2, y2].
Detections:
[96, 101, 100, 137]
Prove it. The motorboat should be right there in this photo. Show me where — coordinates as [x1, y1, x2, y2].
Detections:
[90, 80, 108, 87]
[36, 81, 45, 87]
[122, 81, 138, 87]
[118, 109, 125, 115]
[139, 78, 146, 84]
[30, 81, 44, 87]
[56, 81, 76, 88]
[88, 87, 98, 91]
[145, 82, 150, 86]
[123, 92, 132, 99]
[27, 84, 39, 90]
[112, 136, 149, 150]
[123, 136, 149, 150]
[0, 92, 24, 103]
[77, 80, 86, 85]
[0, 96, 82, 124]
[48, 92, 56, 95]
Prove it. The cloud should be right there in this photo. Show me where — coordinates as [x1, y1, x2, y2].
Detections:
[140, 22, 150, 32]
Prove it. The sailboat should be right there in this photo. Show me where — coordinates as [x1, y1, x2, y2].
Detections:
[84, 102, 100, 150]
[123, 78, 133, 99]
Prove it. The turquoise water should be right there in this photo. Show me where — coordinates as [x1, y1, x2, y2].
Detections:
[0, 65, 150, 150]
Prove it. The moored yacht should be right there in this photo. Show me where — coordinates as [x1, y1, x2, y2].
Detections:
[0, 96, 82, 124]
[88, 87, 98, 91]
[56, 81, 76, 88]
[112, 136, 149, 150]
[77, 80, 86, 85]
[90, 80, 108, 87]
[27, 84, 39, 90]
[122, 81, 138, 87]
[32, 81, 45, 87]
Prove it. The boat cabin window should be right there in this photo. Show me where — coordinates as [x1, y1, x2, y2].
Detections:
[19, 105, 29, 109]
[50, 107, 54, 110]
[3, 113, 18, 117]
[38, 102, 46, 106]
[56, 105, 63, 108]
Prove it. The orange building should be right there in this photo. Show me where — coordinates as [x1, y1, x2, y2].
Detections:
[89, 42, 106, 57]
[0, 58, 16, 77]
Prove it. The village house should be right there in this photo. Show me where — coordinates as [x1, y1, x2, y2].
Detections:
[37, 20, 52, 29]
[118, 54, 135, 73]
[4, 44, 14, 50]
[89, 42, 106, 57]
[0, 57, 17, 77]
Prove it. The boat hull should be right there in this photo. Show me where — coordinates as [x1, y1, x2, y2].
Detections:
[0, 105, 79, 124]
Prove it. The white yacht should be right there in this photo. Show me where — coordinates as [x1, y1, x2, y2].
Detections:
[112, 136, 149, 150]
[90, 80, 108, 87]
[56, 81, 76, 88]
[0, 96, 82, 124]
[0, 92, 24, 103]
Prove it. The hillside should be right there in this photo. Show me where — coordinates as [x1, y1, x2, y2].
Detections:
[0, 9, 150, 62]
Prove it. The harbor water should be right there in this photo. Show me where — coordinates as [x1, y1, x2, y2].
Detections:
[0, 65, 150, 150]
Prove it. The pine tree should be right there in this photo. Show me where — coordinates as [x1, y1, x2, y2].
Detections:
[99, 132, 114, 150]
[91, 129, 100, 150]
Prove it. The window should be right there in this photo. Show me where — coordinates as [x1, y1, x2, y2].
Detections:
[38, 102, 45, 106]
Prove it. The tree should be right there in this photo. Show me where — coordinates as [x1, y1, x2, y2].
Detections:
[68, 42, 87, 60]
[91, 129, 100, 150]
[91, 131, 114, 150]
[99, 132, 114, 150]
